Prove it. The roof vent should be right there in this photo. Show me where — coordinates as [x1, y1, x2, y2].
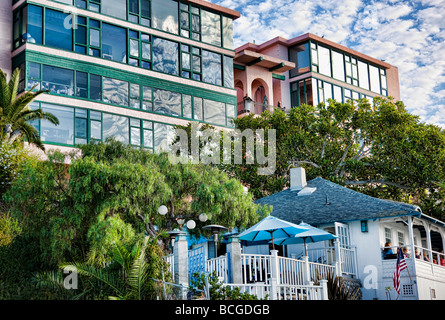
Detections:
[290, 167, 307, 190]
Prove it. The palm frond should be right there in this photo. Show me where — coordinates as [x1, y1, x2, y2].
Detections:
[59, 262, 125, 297]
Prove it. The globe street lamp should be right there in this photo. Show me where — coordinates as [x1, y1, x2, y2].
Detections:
[203, 225, 228, 258]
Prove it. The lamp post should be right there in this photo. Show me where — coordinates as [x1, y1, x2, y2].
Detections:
[203, 225, 228, 258]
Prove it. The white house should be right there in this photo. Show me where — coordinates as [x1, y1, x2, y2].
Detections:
[253, 167, 445, 300]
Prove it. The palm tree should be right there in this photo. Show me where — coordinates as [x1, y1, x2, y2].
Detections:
[0, 67, 58, 150]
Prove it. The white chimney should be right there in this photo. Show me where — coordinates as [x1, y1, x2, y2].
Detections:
[290, 167, 307, 190]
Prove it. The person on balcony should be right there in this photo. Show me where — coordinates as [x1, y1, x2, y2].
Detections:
[383, 242, 396, 259]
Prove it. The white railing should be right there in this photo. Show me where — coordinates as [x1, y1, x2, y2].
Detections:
[223, 282, 328, 300]
[223, 283, 271, 300]
[207, 255, 229, 282]
[309, 261, 336, 281]
[277, 283, 326, 300]
[339, 246, 357, 276]
[241, 254, 272, 284]
[278, 256, 306, 285]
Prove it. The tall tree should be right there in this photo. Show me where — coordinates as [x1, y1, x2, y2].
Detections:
[5, 139, 270, 266]
[0, 67, 58, 149]
[175, 98, 445, 221]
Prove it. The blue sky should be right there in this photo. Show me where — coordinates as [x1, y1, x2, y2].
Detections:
[210, 0, 445, 128]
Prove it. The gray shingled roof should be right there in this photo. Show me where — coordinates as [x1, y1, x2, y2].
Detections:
[255, 177, 422, 225]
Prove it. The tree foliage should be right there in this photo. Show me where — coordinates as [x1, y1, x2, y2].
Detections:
[176, 98, 445, 221]
[0, 68, 58, 149]
[5, 138, 269, 267]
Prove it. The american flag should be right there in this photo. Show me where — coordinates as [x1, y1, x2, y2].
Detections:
[393, 247, 407, 294]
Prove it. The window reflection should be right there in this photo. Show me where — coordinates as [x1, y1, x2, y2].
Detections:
[102, 23, 127, 63]
[289, 42, 310, 78]
[204, 99, 225, 125]
[152, 37, 179, 76]
[202, 50, 222, 86]
[153, 88, 181, 116]
[45, 9, 72, 51]
[102, 0, 127, 20]
[201, 10, 221, 46]
[40, 104, 74, 145]
[42, 65, 74, 96]
[103, 113, 129, 144]
[152, 0, 179, 34]
[103, 77, 129, 106]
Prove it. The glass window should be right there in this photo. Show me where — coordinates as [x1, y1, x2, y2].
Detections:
[103, 77, 129, 106]
[75, 117, 87, 139]
[103, 113, 129, 144]
[369, 65, 380, 93]
[42, 65, 74, 96]
[45, 9, 72, 51]
[40, 104, 74, 145]
[183, 95, 192, 118]
[324, 82, 333, 102]
[154, 122, 175, 152]
[332, 51, 345, 81]
[90, 119, 102, 140]
[222, 16, 233, 50]
[201, 10, 221, 46]
[202, 50, 222, 86]
[151, 0, 179, 34]
[27, 5, 43, 44]
[223, 55, 234, 88]
[312, 79, 319, 106]
[102, 0, 127, 20]
[143, 129, 153, 148]
[153, 88, 182, 116]
[152, 37, 179, 76]
[289, 42, 310, 78]
[90, 28, 100, 47]
[318, 45, 331, 77]
[204, 99, 225, 126]
[333, 85, 342, 102]
[142, 86, 153, 111]
[358, 61, 369, 91]
[102, 23, 127, 63]
[76, 71, 88, 98]
[89, 74, 102, 101]
[28, 62, 41, 80]
[226, 104, 236, 127]
[194, 97, 203, 121]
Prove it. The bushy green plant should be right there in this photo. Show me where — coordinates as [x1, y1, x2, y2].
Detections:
[190, 271, 263, 300]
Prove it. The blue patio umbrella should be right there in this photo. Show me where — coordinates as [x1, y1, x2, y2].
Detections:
[274, 222, 337, 256]
[238, 216, 310, 250]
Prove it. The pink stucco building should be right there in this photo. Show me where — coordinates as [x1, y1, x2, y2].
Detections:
[234, 33, 400, 117]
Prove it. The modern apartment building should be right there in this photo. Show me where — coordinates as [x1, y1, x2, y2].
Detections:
[234, 33, 401, 116]
[3, 0, 239, 153]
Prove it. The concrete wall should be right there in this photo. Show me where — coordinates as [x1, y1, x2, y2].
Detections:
[0, 0, 12, 77]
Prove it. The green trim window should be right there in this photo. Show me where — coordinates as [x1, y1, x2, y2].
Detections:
[15, 4, 233, 88]
[128, 30, 152, 68]
[310, 41, 388, 96]
[289, 42, 310, 78]
[75, 0, 100, 12]
[180, 3, 201, 41]
[25, 61, 235, 128]
[290, 78, 314, 107]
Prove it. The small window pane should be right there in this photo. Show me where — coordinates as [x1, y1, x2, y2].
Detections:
[90, 29, 100, 47]
[90, 120, 102, 140]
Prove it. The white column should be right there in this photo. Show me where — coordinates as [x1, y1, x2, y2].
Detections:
[173, 233, 189, 299]
[425, 223, 432, 263]
[226, 236, 242, 284]
[320, 279, 329, 300]
[303, 255, 311, 285]
[269, 250, 280, 300]
[334, 239, 342, 277]
[408, 216, 416, 259]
